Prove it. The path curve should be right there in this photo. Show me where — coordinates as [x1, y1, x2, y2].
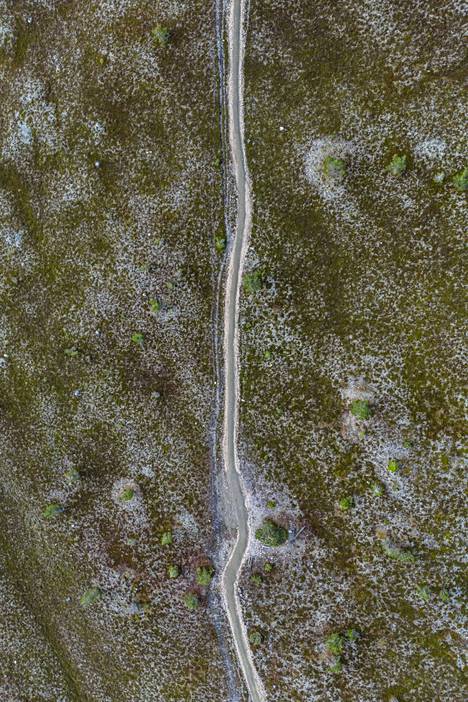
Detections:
[221, 1, 266, 701]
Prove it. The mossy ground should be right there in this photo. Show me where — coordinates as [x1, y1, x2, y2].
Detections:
[0, 1, 232, 699]
[240, 1, 466, 700]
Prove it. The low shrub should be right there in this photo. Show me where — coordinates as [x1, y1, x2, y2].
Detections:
[80, 587, 101, 607]
[152, 24, 170, 47]
[387, 154, 407, 176]
[350, 399, 371, 420]
[196, 565, 214, 587]
[43, 503, 64, 519]
[255, 520, 288, 547]
[452, 167, 468, 192]
[323, 155, 345, 179]
[183, 592, 199, 611]
[161, 530, 173, 546]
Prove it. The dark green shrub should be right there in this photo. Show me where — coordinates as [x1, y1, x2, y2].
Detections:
[255, 520, 288, 547]
[350, 399, 371, 420]
[416, 584, 430, 603]
[387, 154, 407, 176]
[248, 629, 263, 646]
[439, 588, 450, 603]
[119, 487, 135, 501]
[338, 496, 354, 511]
[325, 629, 360, 673]
[325, 633, 345, 657]
[323, 155, 345, 179]
[161, 530, 173, 546]
[329, 657, 343, 673]
[152, 24, 170, 47]
[183, 592, 199, 611]
[452, 167, 468, 192]
[131, 332, 144, 346]
[168, 564, 180, 579]
[371, 482, 384, 497]
[243, 271, 263, 294]
[196, 565, 214, 587]
[43, 503, 64, 519]
[215, 233, 226, 254]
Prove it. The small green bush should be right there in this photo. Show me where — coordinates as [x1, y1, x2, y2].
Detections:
[381, 540, 415, 563]
[350, 399, 371, 420]
[329, 657, 343, 673]
[64, 346, 79, 357]
[149, 298, 161, 313]
[168, 564, 180, 579]
[439, 588, 450, 603]
[387, 459, 399, 473]
[371, 482, 384, 497]
[452, 167, 468, 192]
[243, 271, 263, 294]
[387, 154, 407, 176]
[338, 496, 354, 511]
[196, 565, 214, 587]
[131, 332, 144, 346]
[248, 629, 263, 646]
[183, 592, 199, 611]
[80, 586, 101, 607]
[255, 520, 288, 547]
[325, 632, 345, 657]
[119, 487, 135, 501]
[250, 573, 263, 586]
[152, 24, 170, 47]
[266, 499, 276, 509]
[215, 233, 226, 254]
[325, 629, 360, 672]
[64, 467, 80, 483]
[43, 503, 64, 519]
[161, 530, 173, 546]
[263, 562, 273, 573]
[416, 584, 430, 603]
[323, 155, 345, 179]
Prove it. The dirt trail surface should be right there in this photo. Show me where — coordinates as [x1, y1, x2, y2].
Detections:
[221, 1, 266, 701]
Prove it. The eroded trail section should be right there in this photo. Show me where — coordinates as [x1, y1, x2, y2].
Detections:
[221, 1, 266, 701]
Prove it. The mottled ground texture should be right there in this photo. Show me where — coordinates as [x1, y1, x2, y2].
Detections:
[1, 0, 466, 701]
[0, 0, 232, 700]
[240, 1, 466, 701]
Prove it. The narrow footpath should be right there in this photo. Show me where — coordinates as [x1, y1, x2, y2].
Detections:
[220, 0, 267, 700]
